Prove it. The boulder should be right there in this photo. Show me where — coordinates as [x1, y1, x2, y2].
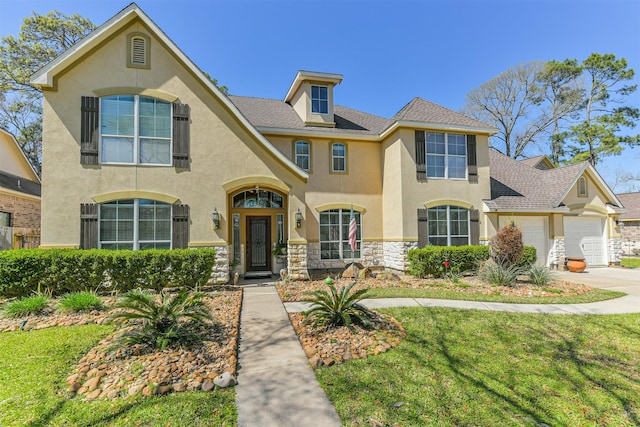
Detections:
[213, 372, 237, 388]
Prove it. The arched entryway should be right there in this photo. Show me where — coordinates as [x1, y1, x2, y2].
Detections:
[228, 186, 287, 274]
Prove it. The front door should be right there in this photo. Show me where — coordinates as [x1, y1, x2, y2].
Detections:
[247, 216, 271, 271]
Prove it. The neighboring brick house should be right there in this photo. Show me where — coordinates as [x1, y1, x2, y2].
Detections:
[0, 129, 41, 249]
[487, 151, 625, 267]
[616, 192, 640, 255]
[29, 3, 624, 280]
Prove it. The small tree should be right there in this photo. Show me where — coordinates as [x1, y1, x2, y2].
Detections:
[490, 222, 524, 267]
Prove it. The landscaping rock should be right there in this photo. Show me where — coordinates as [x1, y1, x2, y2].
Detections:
[201, 379, 215, 391]
[213, 371, 237, 388]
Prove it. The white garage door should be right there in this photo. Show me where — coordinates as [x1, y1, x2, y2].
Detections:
[499, 216, 549, 266]
[564, 217, 606, 266]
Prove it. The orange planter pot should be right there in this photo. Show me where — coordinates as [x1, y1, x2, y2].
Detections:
[567, 258, 586, 273]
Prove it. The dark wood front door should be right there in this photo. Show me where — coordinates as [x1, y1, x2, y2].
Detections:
[247, 216, 271, 271]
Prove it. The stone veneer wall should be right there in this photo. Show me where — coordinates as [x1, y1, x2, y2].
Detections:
[207, 245, 230, 284]
[549, 238, 565, 268]
[287, 242, 310, 280]
[383, 241, 418, 272]
[608, 238, 622, 265]
[306, 241, 385, 272]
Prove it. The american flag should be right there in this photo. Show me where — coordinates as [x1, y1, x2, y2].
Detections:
[348, 206, 357, 252]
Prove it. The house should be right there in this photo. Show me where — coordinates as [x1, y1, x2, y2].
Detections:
[0, 128, 41, 249]
[30, 3, 623, 281]
[486, 150, 625, 267]
[616, 192, 640, 255]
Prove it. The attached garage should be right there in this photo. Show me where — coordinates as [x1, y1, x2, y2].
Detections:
[500, 216, 549, 266]
[563, 217, 606, 266]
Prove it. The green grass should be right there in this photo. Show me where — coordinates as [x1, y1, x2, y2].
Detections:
[621, 257, 640, 268]
[365, 286, 625, 304]
[57, 291, 105, 313]
[316, 307, 640, 426]
[2, 294, 49, 317]
[0, 325, 236, 426]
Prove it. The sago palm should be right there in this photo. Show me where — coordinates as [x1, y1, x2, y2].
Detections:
[302, 282, 373, 329]
[110, 288, 213, 351]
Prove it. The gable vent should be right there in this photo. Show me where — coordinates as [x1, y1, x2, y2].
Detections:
[131, 37, 146, 65]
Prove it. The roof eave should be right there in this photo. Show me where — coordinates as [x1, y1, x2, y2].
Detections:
[256, 126, 380, 141]
[284, 70, 343, 103]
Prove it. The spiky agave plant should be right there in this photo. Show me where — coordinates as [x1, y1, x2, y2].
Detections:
[110, 288, 213, 351]
[302, 282, 373, 329]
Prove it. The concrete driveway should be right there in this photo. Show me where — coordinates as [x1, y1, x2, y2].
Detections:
[555, 267, 640, 296]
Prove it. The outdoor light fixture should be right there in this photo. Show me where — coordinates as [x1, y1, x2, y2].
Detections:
[211, 208, 220, 230]
[617, 220, 625, 231]
[295, 208, 303, 228]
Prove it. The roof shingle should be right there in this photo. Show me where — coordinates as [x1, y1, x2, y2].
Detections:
[617, 192, 640, 220]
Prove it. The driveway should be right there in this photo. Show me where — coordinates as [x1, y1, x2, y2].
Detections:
[555, 267, 640, 296]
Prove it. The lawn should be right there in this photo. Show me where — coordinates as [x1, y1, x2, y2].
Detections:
[0, 325, 236, 426]
[315, 307, 640, 426]
[621, 257, 640, 268]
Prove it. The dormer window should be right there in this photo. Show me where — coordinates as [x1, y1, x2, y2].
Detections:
[311, 85, 328, 114]
[127, 33, 150, 69]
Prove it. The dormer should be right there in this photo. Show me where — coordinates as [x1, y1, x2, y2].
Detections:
[284, 70, 343, 127]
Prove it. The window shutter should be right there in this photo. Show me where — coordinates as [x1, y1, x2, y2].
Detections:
[172, 204, 189, 248]
[415, 130, 427, 182]
[80, 203, 98, 249]
[470, 208, 480, 245]
[81, 97, 99, 165]
[173, 103, 190, 168]
[417, 208, 429, 248]
[467, 135, 478, 184]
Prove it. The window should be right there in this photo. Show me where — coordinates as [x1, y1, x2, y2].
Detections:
[100, 95, 172, 165]
[578, 177, 588, 197]
[0, 211, 10, 227]
[426, 132, 466, 179]
[331, 143, 347, 173]
[99, 199, 171, 249]
[428, 206, 469, 246]
[320, 209, 361, 259]
[294, 141, 311, 171]
[311, 85, 328, 114]
[233, 189, 283, 208]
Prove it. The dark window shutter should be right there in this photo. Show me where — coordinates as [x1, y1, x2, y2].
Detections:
[80, 203, 98, 249]
[172, 204, 189, 248]
[81, 97, 99, 165]
[173, 103, 190, 168]
[470, 208, 480, 245]
[417, 208, 429, 248]
[415, 130, 427, 182]
[467, 135, 478, 184]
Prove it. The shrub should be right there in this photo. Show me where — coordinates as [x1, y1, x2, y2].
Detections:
[408, 245, 490, 278]
[0, 249, 217, 298]
[528, 265, 557, 286]
[57, 291, 105, 313]
[110, 288, 214, 351]
[490, 222, 524, 267]
[303, 282, 373, 329]
[517, 246, 537, 268]
[2, 295, 50, 318]
[478, 261, 523, 287]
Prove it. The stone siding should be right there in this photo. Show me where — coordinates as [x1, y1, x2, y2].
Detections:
[307, 241, 385, 272]
[383, 241, 418, 272]
[549, 238, 565, 269]
[287, 242, 310, 280]
[608, 238, 623, 265]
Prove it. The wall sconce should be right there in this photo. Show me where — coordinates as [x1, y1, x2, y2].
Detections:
[211, 208, 220, 230]
[617, 220, 625, 231]
[295, 208, 303, 228]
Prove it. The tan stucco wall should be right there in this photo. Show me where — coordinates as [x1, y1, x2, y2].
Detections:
[0, 132, 38, 181]
[40, 19, 306, 247]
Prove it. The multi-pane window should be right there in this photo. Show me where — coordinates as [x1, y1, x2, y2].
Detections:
[428, 206, 469, 246]
[99, 199, 171, 249]
[426, 132, 466, 179]
[320, 209, 361, 259]
[331, 143, 346, 173]
[294, 141, 310, 171]
[0, 211, 10, 227]
[100, 95, 172, 165]
[311, 85, 328, 114]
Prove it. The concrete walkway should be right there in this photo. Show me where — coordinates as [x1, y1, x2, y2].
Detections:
[235, 284, 341, 427]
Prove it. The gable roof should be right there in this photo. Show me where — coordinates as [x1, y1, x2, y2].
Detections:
[486, 149, 622, 212]
[30, 3, 308, 182]
[617, 192, 640, 220]
[0, 128, 40, 184]
[519, 155, 555, 170]
[390, 97, 493, 130]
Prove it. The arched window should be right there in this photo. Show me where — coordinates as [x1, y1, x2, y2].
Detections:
[232, 189, 283, 208]
[578, 177, 588, 197]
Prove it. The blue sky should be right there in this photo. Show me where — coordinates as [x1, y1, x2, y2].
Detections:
[1, 0, 639, 190]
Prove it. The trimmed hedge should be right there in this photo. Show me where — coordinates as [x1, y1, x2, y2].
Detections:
[408, 245, 537, 278]
[0, 249, 217, 298]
